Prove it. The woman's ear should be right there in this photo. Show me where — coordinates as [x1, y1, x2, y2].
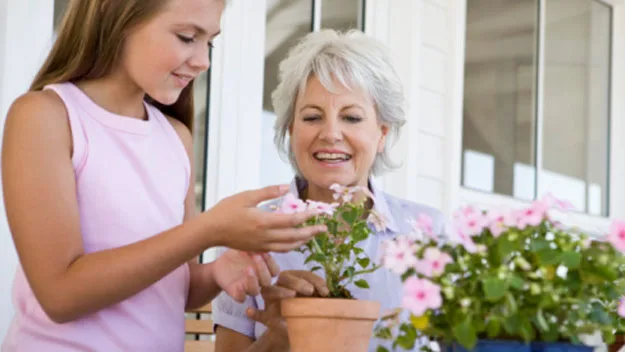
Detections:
[377, 124, 389, 153]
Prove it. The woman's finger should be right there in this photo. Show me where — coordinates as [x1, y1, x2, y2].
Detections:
[298, 271, 330, 297]
[276, 273, 316, 296]
[260, 285, 296, 301]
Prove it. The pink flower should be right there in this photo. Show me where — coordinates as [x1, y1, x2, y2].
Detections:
[454, 205, 478, 219]
[381, 238, 418, 275]
[417, 247, 453, 277]
[487, 210, 516, 237]
[413, 214, 434, 235]
[329, 184, 360, 203]
[542, 193, 575, 211]
[608, 220, 625, 253]
[367, 209, 388, 232]
[517, 200, 548, 229]
[456, 211, 488, 237]
[279, 193, 307, 214]
[402, 277, 442, 316]
[448, 225, 478, 253]
[306, 200, 338, 216]
[618, 297, 625, 318]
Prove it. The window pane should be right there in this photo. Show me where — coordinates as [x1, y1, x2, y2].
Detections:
[462, 0, 538, 200]
[541, 0, 611, 215]
[321, 0, 363, 31]
[193, 71, 209, 212]
[260, 0, 313, 187]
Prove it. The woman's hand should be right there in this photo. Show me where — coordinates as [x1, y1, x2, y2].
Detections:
[212, 251, 281, 303]
[205, 185, 326, 253]
[245, 270, 330, 350]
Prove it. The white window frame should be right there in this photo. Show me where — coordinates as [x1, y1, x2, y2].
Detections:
[451, 0, 625, 235]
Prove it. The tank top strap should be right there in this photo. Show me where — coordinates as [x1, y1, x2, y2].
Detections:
[43, 82, 89, 175]
[147, 105, 191, 193]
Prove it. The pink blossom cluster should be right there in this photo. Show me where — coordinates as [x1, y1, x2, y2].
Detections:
[276, 183, 387, 231]
[379, 193, 625, 318]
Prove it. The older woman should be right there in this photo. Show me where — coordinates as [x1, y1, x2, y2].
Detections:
[213, 29, 445, 352]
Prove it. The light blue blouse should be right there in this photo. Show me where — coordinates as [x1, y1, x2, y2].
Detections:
[212, 178, 445, 351]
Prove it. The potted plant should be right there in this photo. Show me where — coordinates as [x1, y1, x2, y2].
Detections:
[375, 195, 625, 352]
[276, 184, 385, 352]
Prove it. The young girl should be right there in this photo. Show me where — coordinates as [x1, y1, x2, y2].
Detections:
[1, 0, 324, 351]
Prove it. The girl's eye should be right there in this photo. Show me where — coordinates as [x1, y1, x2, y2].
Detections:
[177, 34, 194, 44]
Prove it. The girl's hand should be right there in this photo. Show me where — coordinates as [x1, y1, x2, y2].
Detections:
[212, 251, 280, 303]
[206, 185, 326, 253]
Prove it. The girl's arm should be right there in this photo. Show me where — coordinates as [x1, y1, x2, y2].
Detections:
[2, 91, 320, 324]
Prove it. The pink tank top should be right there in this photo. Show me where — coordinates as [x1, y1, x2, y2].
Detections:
[2, 82, 191, 352]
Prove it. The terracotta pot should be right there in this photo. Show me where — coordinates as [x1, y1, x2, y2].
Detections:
[281, 298, 381, 352]
[608, 334, 625, 352]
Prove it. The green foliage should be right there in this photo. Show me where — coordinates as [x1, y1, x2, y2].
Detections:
[374, 213, 625, 350]
[295, 201, 380, 299]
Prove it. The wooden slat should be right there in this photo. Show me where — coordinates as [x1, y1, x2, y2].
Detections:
[184, 340, 215, 352]
[185, 319, 214, 335]
[187, 302, 212, 314]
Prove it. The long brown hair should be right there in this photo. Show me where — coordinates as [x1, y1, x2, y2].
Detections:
[30, 0, 195, 130]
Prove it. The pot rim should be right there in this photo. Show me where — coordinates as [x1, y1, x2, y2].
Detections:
[281, 297, 381, 321]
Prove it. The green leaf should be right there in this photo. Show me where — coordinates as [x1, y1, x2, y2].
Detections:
[530, 238, 550, 252]
[311, 266, 322, 272]
[486, 318, 501, 338]
[395, 324, 417, 350]
[342, 266, 355, 278]
[589, 302, 612, 325]
[375, 327, 392, 340]
[498, 237, 521, 258]
[504, 314, 521, 335]
[518, 317, 536, 342]
[353, 247, 364, 255]
[535, 308, 549, 332]
[561, 251, 581, 269]
[376, 347, 390, 352]
[354, 279, 369, 289]
[483, 277, 508, 302]
[304, 253, 326, 264]
[509, 274, 525, 290]
[342, 209, 358, 225]
[537, 249, 561, 266]
[351, 227, 368, 242]
[453, 318, 477, 350]
[357, 257, 371, 268]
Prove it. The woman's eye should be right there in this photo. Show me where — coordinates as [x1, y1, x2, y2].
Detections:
[303, 116, 320, 122]
[177, 34, 195, 44]
[344, 115, 362, 123]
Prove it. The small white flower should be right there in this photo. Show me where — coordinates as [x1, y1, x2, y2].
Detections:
[460, 298, 471, 308]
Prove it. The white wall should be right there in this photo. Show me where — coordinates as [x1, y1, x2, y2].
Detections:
[0, 0, 54, 341]
[369, 0, 455, 214]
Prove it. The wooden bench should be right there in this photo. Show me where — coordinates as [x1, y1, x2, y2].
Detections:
[185, 302, 215, 352]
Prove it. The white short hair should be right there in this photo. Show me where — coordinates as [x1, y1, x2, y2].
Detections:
[272, 29, 406, 176]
